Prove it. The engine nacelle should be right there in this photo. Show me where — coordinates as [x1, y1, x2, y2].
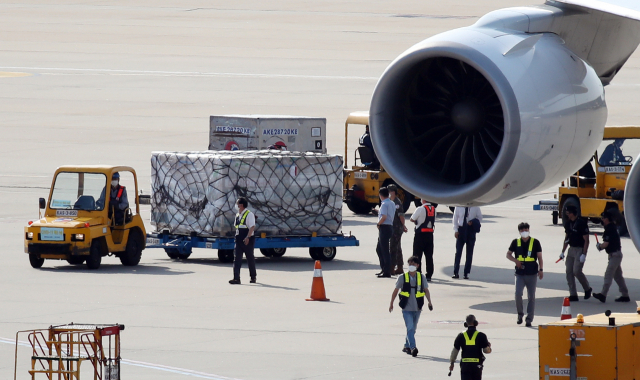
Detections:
[370, 24, 607, 205]
[625, 161, 640, 252]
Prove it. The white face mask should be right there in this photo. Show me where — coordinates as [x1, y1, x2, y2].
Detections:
[520, 231, 530, 238]
[111, 180, 118, 187]
[408, 265, 417, 272]
[234, 204, 239, 212]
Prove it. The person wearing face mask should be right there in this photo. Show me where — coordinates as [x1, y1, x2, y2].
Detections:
[559, 205, 592, 302]
[506, 222, 543, 327]
[97, 172, 129, 224]
[388, 256, 433, 357]
[229, 197, 257, 285]
[592, 211, 630, 303]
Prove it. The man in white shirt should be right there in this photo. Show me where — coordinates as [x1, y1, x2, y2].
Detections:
[230, 197, 257, 284]
[452, 206, 482, 279]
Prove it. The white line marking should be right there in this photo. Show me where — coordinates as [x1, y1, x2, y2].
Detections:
[0, 66, 378, 81]
[1, 337, 243, 380]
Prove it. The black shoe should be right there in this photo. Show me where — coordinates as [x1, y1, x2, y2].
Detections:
[568, 295, 579, 302]
[402, 347, 411, 354]
[229, 279, 241, 285]
[463, 275, 469, 280]
[452, 274, 459, 279]
[526, 322, 532, 327]
[517, 315, 523, 325]
[615, 296, 631, 303]
[593, 293, 606, 303]
[375, 271, 383, 276]
[411, 347, 418, 357]
[250, 278, 256, 284]
[584, 287, 592, 300]
[426, 277, 432, 282]
[377, 274, 392, 278]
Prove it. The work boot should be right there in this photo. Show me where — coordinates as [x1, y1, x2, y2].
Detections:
[452, 274, 459, 279]
[593, 293, 606, 303]
[229, 279, 241, 285]
[584, 287, 592, 300]
[411, 347, 419, 357]
[402, 347, 411, 355]
[568, 295, 579, 302]
[517, 314, 523, 325]
[250, 277, 256, 284]
[615, 296, 631, 302]
[526, 322, 532, 327]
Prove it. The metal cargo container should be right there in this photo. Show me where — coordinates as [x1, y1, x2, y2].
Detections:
[208, 115, 327, 153]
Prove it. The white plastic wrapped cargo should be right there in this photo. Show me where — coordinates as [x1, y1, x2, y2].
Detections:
[151, 150, 342, 237]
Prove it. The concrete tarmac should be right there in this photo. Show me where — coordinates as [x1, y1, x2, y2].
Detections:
[1, 1, 640, 379]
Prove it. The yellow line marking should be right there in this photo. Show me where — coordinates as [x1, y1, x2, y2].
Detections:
[0, 72, 32, 78]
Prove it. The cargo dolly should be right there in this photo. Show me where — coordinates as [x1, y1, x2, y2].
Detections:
[146, 232, 359, 262]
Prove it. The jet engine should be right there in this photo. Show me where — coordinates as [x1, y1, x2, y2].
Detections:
[368, 3, 640, 206]
[625, 161, 640, 252]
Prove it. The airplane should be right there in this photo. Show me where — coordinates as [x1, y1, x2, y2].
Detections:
[368, 0, 640, 251]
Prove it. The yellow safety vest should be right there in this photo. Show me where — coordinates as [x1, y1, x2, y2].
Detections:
[399, 272, 426, 298]
[461, 331, 480, 362]
[516, 238, 536, 262]
[235, 210, 250, 229]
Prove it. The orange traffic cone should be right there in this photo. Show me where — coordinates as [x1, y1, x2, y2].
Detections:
[306, 260, 330, 301]
[560, 297, 572, 320]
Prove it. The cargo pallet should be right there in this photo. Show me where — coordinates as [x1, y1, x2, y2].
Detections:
[146, 232, 359, 262]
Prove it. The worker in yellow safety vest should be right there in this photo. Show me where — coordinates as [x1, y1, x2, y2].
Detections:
[449, 315, 491, 380]
[389, 256, 433, 357]
[506, 222, 543, 326]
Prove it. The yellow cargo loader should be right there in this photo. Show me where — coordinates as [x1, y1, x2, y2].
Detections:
[343, 111, 416, 214]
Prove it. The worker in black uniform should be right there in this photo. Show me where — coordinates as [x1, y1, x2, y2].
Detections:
[359, 125, 379, 169]
[593, 211, 630, 303]
[410, 199, 436, 281]
[598, 138, 625, 166]
[449, 315, 492, 380]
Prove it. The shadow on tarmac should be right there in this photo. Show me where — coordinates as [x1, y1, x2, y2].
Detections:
[158, 255, 380, 273]
[39, 264, 194, 275]
[470, 296, 637, 318]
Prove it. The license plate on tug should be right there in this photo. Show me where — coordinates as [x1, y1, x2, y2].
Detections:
[147, 238, 160, 245]
[41, 227, 64, 241]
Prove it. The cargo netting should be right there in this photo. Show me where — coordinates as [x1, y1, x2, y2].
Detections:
[151, 151, 343, 237]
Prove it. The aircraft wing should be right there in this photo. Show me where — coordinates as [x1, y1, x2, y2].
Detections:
[530, 0, 640, 84]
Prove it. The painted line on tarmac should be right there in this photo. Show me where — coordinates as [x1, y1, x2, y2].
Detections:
[0, 337, 243, 380]
[0, 66, 378, 81]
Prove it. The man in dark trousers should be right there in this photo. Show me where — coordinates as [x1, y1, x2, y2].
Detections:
[449, 315, 492, 380]
[410, 199, 436, 281]
[375, 187, 395, 278]
[593, 211, 630, 303]
[559, 205, 592, 301]
[506, 222, 543, 326]
[388, 184, 408, 275]
[453, 206, 482, 279]
[229, 197, 257, 285]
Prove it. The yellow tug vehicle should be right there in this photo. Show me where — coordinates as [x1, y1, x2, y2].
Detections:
[24, 166, 146, 270]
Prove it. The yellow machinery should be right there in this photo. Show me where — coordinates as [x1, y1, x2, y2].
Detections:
[537, 126, 640, 233]
[15, 323, 123, 380]
[24, 166, 146, 270]
[343, 111, 416, 214]
[539, 311, 640, 379]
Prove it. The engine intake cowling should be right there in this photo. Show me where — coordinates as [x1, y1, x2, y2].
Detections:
[370, 27, 607, 205]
